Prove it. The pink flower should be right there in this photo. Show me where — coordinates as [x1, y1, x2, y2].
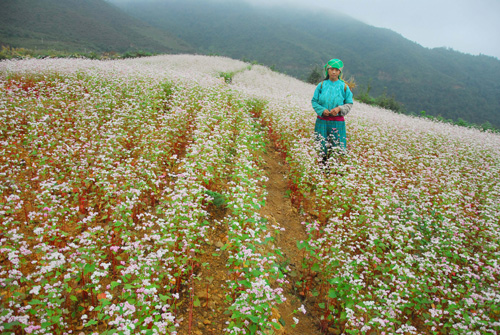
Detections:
[25, 325, 41, 334]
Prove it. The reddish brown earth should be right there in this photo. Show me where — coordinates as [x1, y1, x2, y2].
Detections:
[259, 144, 322, 335]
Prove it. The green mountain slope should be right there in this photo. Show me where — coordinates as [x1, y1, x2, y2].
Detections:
[111, 0, 500, 128]
[0, 0, 194, 53]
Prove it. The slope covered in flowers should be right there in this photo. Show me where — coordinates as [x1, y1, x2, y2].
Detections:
[1, 55, 499, 335]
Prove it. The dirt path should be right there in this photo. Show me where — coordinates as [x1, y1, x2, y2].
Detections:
[260, 144, 322, 335]
[177, 142, 322, 335]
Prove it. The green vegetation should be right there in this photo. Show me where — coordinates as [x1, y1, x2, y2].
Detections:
[355, 81, 405, 113]
[355, 79, 498, 132]
[218, 65, 252, 83]
[0, 0, 193, 54]
[357, 91, 404, 113]
[306, 66, 323, 84]
[417, 110, 499, 133]
[0, 45, 154, 60]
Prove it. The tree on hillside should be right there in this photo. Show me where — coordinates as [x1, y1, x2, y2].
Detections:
[307, 66, 323, 84]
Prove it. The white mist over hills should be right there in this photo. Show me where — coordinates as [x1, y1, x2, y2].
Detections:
[238, 0, 500, 59]
[110, 0, 500, 59]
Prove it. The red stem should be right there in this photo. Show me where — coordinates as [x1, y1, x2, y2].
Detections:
[188, 264, 195, 335]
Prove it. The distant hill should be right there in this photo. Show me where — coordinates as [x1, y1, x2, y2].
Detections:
[0, 0, 194, 54]
[110, 0, 500, 128]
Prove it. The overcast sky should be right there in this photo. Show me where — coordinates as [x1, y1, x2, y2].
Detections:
[243, 0, 500, 60]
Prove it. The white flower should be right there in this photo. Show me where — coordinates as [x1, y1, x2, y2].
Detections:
[298, 304, 306, 314]
[29, 285, 41, 295]
[33, 227, 44, 235]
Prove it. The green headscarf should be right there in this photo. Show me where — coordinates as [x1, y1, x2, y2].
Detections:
[324, 58, 344, 78]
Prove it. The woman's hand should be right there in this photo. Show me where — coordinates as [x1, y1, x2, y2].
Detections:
[330, 107, 341, 115]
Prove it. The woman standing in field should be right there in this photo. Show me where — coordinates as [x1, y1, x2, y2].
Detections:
[311, 58, 353, 162]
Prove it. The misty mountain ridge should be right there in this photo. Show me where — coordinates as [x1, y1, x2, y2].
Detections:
[1, 0, 499, 128]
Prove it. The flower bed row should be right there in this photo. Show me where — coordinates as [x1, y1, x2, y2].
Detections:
[221, 104, 286, 334]
[172, 85, 288, 333]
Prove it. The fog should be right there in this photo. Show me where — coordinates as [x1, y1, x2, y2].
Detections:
[242, 0, 500, 59]
[108, 0, 500, 59]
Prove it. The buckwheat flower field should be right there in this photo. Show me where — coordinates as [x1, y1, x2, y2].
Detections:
[1, 55, 499, 335]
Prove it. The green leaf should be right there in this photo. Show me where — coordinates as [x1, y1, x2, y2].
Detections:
[239, 279, 252, 288]
[249, 324, 258, 333]
[85, 319, 99, 327]
[328, 288, 338, 298]
[248, 315, 260, 323]
[83, 263, 95, 276]
[193, 296, 201, 307]
[3, 321, 21, 330]
[297, 240, 307, 250]
[331, 260, 340, 267]
[270, 321, 281, 329]
[70, 295, 78, 302]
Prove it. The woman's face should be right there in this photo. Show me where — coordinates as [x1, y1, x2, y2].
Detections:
[328, 67, 341, 80]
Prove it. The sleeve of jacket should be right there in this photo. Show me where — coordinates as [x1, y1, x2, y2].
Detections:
[338, 85, 354, 116]
[311, 83, 327, 117]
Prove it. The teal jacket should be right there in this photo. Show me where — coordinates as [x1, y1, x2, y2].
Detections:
[312, 80, 354, 117]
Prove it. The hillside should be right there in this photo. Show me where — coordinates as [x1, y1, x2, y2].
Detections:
[0, 0, 194, 54]
[1, 54, 499, 334]
[110, 0, 500, 128]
